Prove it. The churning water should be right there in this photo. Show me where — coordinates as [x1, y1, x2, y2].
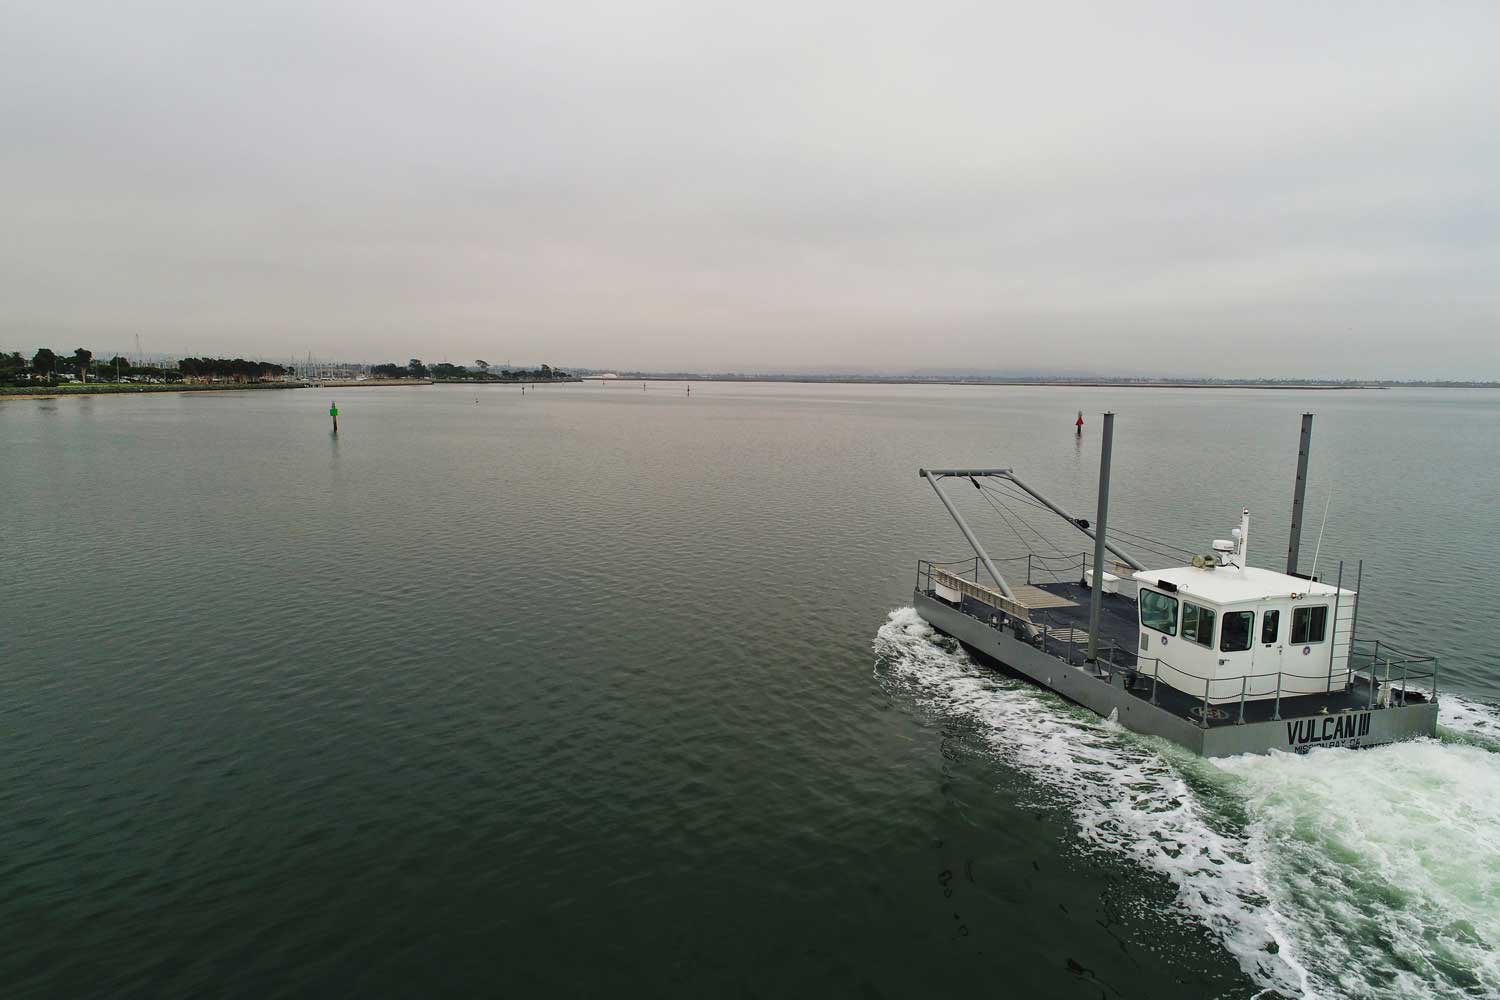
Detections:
[2, 382, 1497, 998]
[876, 608, 1500, 999]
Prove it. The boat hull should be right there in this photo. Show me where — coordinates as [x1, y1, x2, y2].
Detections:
[913, 590, 1438, 757]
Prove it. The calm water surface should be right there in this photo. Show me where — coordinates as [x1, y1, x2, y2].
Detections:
[3, 382, 1498, 999]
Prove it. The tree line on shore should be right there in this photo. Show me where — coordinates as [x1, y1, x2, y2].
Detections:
[1, 347, 571, 386]
[177, 357, 289, 379]
[372, 359, 573, 381]
[1, 348, 288, 385]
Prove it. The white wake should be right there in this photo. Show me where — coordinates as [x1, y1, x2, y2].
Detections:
[875, 607, 1500, 1000]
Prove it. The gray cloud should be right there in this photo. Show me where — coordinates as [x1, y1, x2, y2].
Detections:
[3, 0, 1497, 376]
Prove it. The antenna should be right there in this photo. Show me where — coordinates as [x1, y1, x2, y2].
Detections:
[1309, 489, 1332, 579]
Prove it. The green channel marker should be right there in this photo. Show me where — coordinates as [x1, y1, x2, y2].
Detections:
[330, 401, 339, 434]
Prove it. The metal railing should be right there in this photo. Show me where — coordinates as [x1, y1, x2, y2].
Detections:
[919, 551, 1133, 589]
[917, 558, 1037, 626]
[1022, 551, 1137, 586]
[1025, 552, 1086, 586]
[1349, 638, 1439, 708]
[1085, 650, 1438, 729]
[916, 556, 983, 588]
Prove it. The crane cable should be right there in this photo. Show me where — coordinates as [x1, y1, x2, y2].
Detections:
[974, 487, 1071, 584]
[978, 484, 1071, 558]
[979, 478, 1197, 561]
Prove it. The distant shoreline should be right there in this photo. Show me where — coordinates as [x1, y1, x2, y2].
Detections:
[586, 377, 1397, 390]
[308, 378, 433, 387]
[431, 377, 583, 386]
[0, 376, 585, 399]
[0, 382, 307, 401]
[11, 376, 1495, 400]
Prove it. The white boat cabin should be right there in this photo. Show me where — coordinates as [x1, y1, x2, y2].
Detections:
[1129, 510, 1355, 704]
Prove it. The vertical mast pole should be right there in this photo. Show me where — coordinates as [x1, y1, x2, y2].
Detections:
[1087, 412, 1115, 662]
[1287, 413, 1314, 574]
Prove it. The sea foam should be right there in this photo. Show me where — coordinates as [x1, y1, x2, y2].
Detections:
[875, 608, 1500, 1000]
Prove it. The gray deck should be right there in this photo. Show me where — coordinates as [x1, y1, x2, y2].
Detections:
[1029, 582, 1141, 660]
[1008, 584, 1082, 610]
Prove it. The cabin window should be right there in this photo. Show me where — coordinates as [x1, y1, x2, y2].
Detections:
[1261, 609, 1279, 644]
[1182, 601, 1216, 647]
[1140, 589, 1178, 635]
[1291, 605, 1328, 644]
[1220, 611, 1253, 652]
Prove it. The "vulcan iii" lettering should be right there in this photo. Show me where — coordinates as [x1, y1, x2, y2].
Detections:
[1286, 712, 1372, 750]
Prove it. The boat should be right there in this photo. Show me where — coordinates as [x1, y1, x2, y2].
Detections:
[911, 414, 1439, 757]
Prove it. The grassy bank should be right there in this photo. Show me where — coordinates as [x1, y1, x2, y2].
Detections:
[312, 378, 433, 387]
[0, 382, 307, 400]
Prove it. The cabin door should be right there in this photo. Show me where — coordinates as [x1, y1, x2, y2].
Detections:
[1217, 608, 1257, 699]
[1251, 604, 1287, 695]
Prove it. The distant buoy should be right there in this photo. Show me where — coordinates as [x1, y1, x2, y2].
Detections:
[330, 401, 339, 434]
[1075, 410, 1084, 436]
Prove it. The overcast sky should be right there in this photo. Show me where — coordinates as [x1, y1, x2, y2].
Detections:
[3, 1, 1497, 376]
